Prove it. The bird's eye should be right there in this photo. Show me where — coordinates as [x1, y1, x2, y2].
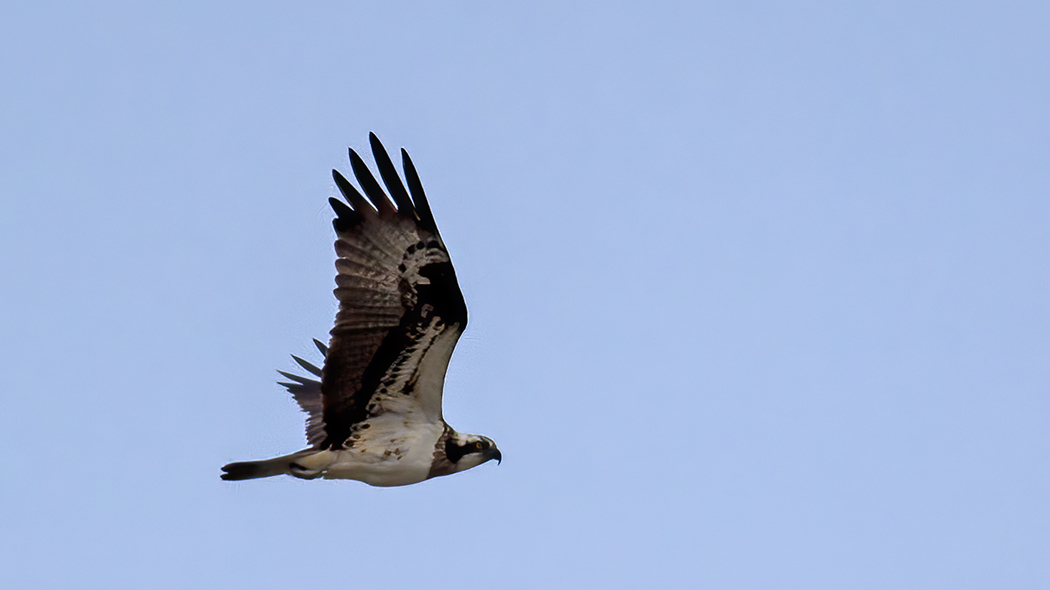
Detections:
[475, 441, 484, 450]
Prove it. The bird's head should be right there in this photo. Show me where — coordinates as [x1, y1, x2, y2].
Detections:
[444, 432, 502, 472]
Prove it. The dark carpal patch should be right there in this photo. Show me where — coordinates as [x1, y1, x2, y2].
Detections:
[417, 262, 468, 326]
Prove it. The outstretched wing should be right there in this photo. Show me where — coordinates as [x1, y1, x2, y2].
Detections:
[313, 133, 467, 450]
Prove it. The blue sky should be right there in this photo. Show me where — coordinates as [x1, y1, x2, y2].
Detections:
[2, 2, 1048, 588]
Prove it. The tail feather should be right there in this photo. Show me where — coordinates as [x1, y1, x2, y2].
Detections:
[221, 450, 319, 481]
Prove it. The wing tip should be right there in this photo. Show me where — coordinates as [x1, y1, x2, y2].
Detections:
[330, 136, 439, 234]
[291, 354, 322, 377]
[369, 133, 415, 216]
[328, 195, 361, 232]
[400, 148, 439, 235]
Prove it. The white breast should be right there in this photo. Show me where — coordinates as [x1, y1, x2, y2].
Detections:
[321, 415, 444, 487]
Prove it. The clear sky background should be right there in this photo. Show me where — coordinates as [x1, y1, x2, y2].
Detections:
[2, 2, 1048, 588]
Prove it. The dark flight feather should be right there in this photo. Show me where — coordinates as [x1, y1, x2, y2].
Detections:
[368, 132, 415, 215]
[349, 148, 397, 216]
[291, 355, 322, 377]
[333, 170, 376, 217]
[401, 148, 439, 236]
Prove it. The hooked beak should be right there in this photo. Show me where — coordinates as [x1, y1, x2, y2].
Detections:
[490, 448, 502, 465]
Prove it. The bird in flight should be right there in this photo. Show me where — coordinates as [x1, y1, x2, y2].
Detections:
[221, 134, 500, 486]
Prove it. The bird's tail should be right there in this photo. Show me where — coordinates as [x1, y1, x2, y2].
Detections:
[220, 450, 322, 481]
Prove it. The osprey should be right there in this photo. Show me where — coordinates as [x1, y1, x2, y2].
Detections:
[221, 134, 500, 486]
